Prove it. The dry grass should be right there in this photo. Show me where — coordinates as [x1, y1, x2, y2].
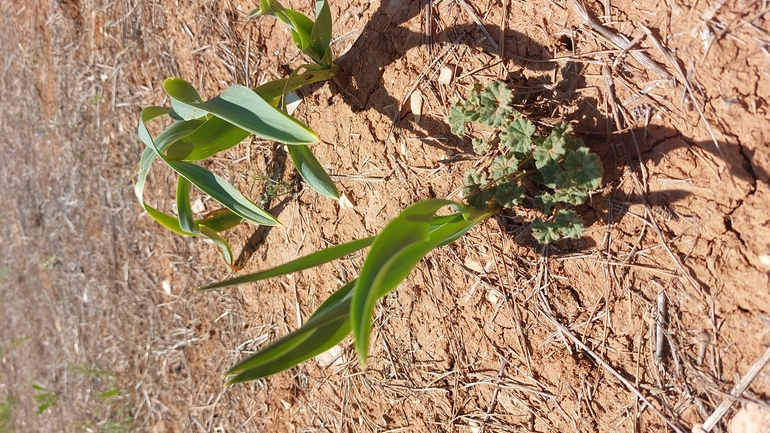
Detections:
[1, 0, 768, 432]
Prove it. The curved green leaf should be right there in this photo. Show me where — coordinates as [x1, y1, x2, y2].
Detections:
[228, 315, 350, 383]
[198, 225, 235, 266]
[226, 280, 356, 383]
[199, 209, 243, 232]
[199, 236, 375, 291]
[210, 202, 492, 382]
[288, 145, 339, 200]
[311, 0, 333, 65]
[165, 159, 280, 226]
[176, 176, 196, 234]
[351, 199, 494, 366]
[164, 78, 318, 145]
[253, 66, 338, 107]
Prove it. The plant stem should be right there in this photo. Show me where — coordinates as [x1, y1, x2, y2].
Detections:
[253, 64, 339, 107]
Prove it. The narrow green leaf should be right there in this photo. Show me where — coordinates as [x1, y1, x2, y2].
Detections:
[199, 236, 375, 291]
[135, 108, 194, 235]
[155, 117, 208, 153]
[350, 199, 452, 366]
[283, 8, 315, 51]
[165, 159, 280, 226]
[214, 205, 491, 383]
[253, 65, 338, 107]
[374, 208, 490, 299]
[199, 225, 235, 265]
[228, 316, 350, 383]
[199, 209, 243, 232]
[162, 80, 207, 120]
[176, 177, 196, 234]
[351, 200, 494, 366]
[288, 145, 339, 200]
[311, 0, 333, 64]
[164, 78, 318, 145]
[226, 281, 355, 382]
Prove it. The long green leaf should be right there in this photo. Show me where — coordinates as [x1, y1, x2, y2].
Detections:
[226, 280, 356, 383]
[311, 0, 333, 65]
[199, 236, 375, 291]
[164, 78, 318, 145]
[198, 225, 235, 266]
[165, 160, 280, 226]
[198, 209, 243, 232]
[176, 177, 196, 234]
[288, 145, 340, 200]
[350, 199, 495, 366]
[136, 116, 207, 224]
[228, 316, 350, 383]
[201, 213, 470, 292]
[216, 203, 493, 383]
[135, 108, 191, 235]
[253, 65, 338, 107]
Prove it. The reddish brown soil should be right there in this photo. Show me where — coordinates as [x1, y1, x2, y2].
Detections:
[1, 0, 768, 432]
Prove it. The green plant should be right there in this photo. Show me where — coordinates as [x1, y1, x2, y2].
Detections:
[449, 81, 603, 243]
[0, 395, 13, 432]
[199, 81, 603, 384]
[136, 0, 339, 268]
[64, 364, 134, 432]
[42, 255, 62, 270]
[32, 384, 57, 414]
[0, 266, 9, 282]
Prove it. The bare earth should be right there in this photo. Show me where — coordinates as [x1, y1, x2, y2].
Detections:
[1, 0, 769, 432]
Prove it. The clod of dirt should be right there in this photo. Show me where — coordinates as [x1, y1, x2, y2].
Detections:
[728, 403, 770, 433]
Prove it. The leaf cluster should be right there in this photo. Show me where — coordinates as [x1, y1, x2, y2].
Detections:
[249, 0, 334, 67]
[200, 200, 496, 383]
[32, 384, 57, 415]
[136, 1, 339, 267]
[453, 81, 603, 243]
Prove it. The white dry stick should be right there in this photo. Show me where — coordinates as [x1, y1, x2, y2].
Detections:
[569, 0, 672, 82]
[456, 0, 499, 50]
[655, 291, 668, 361]
[694, 345, 770, 433]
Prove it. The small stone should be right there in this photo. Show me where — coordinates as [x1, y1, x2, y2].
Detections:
[438, 66, 454, 85]
[410, 89, 424, 124]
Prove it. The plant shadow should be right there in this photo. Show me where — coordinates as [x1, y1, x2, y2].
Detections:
[325, 0, 764, 253]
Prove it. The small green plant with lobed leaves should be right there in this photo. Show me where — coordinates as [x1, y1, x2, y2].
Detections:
[200, 81, 603, 384]
[136, 0, 339, 268]
[449, 81, 603, 243]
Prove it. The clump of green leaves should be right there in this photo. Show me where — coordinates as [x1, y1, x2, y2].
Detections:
[449, 81, 603, 243]
[201, 199, 496, 383]
[0, 395, 14, 432]
[193, 83, 602, 385]
[32, 384, 57, 415]
[136, 0, 340, 267]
